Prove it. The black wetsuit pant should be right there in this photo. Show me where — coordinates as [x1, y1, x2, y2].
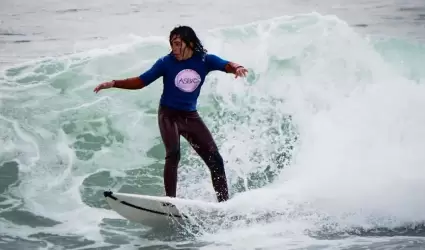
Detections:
[158, 105, 229, 202]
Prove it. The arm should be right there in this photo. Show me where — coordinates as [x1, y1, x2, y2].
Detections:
[206, 54, 247, 77]
[114, 57, 165, 89]
[94, 57, 165, 93]
[224, 62, 244, 74]
[112, 77, 144, 90]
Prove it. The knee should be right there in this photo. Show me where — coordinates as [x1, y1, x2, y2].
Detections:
[165, 148, 181, 164]
[204, 151, 225, 174]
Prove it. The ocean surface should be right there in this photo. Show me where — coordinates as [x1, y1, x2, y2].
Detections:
[1, 0, 425, 249]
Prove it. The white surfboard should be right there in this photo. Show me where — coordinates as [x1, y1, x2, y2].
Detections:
[103, 191, 222, 228]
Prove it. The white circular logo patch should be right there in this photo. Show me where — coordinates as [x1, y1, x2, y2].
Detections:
[174, 69, 201, 92]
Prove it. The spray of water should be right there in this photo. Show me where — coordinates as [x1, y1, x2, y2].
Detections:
[1, 12, 425, 249]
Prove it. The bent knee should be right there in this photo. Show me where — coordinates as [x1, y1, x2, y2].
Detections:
[165, 148, 181, 163]
[205, 151, 225, 174]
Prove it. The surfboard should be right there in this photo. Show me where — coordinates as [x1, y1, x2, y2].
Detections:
[103, 191, 187, 227]
[103, 191, 222, 228]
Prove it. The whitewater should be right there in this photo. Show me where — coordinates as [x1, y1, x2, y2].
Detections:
[1, 2, 425, 250]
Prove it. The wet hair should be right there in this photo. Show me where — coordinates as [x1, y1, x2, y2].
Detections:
[169, 25, 207, 55]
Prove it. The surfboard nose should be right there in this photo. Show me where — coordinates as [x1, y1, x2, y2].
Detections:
[104, 191, 113, 197]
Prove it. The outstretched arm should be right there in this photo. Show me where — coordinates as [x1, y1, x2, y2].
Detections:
[94, 58, 165, 93]
[206, 54, 248, 78]
[224, 62, 248, 78]
[93, 77, 144, 93]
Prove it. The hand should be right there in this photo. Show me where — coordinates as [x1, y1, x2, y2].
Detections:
[234, 67, 248, 78]
[93, 81, 114, 93]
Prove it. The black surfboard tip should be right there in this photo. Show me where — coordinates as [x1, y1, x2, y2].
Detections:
[104, 190, 113, 198]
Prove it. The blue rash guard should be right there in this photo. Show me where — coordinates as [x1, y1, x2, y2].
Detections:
[139, 53, 229, 111]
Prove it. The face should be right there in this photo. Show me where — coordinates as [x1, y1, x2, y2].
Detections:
[170, 35, 192, 61]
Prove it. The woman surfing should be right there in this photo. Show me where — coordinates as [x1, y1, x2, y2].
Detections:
[94, 25, 248, 202]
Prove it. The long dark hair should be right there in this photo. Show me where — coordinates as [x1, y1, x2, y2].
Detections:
[169, 25, 207, 55]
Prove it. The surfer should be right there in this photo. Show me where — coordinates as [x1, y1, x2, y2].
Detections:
[93, 25, 248, 202]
